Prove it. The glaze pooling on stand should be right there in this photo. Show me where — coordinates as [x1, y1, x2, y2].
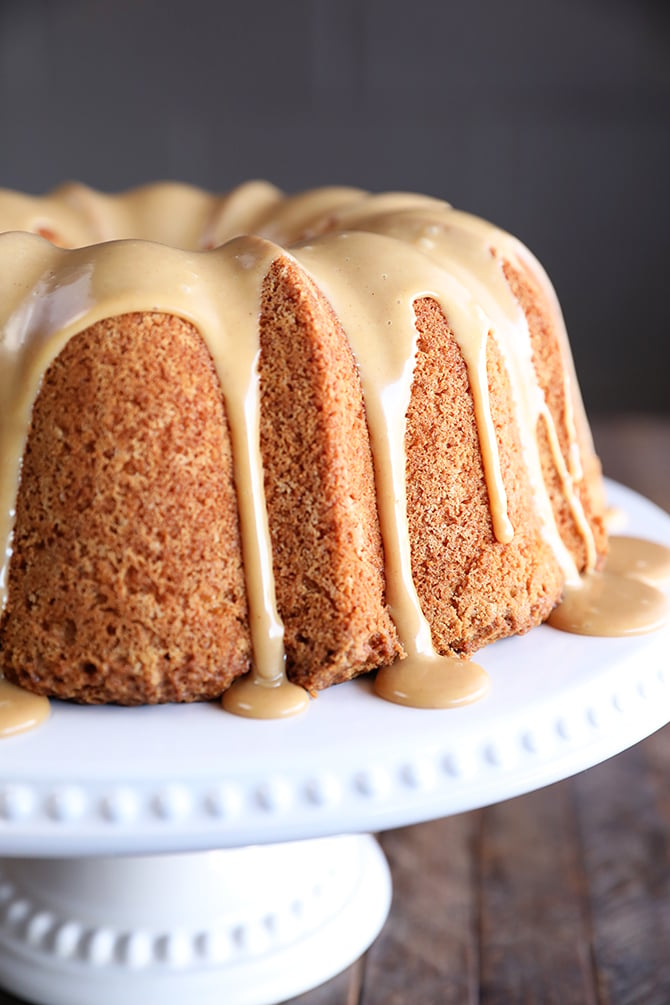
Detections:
[606, 536, 670, 586]
[548, 535, 670, 638]
[548, 572, 669, 637]
[0, 181, 649, 722]
[222, 673, 309, 719]
[374, 656, 490, 709]
[0, 677, 49, 737]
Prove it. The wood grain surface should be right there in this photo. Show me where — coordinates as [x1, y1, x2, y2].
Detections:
[0, 415, 667, 1005]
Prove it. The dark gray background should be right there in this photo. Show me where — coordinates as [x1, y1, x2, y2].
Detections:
[1, 0, 668, 416]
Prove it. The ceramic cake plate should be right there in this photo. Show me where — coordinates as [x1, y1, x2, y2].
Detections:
[0, 480, 668, 1005]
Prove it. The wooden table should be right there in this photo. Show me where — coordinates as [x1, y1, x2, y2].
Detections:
[0, 415, 668, 1005]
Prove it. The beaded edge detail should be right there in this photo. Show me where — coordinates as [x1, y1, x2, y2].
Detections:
[0, 660, 666, 848]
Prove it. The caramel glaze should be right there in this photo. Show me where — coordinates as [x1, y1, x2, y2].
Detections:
[606, 536, 670, 587]
[0, 676, 49, 737]
[375, 656, 490, 710]
[548, 535, 670, 638]
[0, 181, 663, 728]
[548, 571, 669, 637]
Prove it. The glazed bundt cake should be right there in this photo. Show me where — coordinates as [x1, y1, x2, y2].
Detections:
[0, 181, 608, 711]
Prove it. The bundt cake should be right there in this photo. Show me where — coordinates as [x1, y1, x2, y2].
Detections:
[0, 181, 611, 715]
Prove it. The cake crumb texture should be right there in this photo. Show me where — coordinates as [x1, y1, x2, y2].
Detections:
[0, 312, 251, 704]
[260, 257, 400, 693]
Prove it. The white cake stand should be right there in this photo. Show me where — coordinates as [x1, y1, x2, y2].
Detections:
[0, 481, 668, 1005]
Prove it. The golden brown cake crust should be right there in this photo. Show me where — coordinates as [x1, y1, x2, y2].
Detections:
[0, 312, 251, 704]
[501, 259, 608, 571]
[406, 296, 565, 655]
[259, 257, 400, 692]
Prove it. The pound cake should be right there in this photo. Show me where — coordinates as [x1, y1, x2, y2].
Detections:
[0, 182, 607, 709]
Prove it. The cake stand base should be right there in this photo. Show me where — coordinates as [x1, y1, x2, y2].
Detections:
[0, 834, 391, 1005]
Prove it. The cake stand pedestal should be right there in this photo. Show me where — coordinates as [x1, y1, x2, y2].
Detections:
[0, 481, 668, 1005]
[0, 836, 390, 1005]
